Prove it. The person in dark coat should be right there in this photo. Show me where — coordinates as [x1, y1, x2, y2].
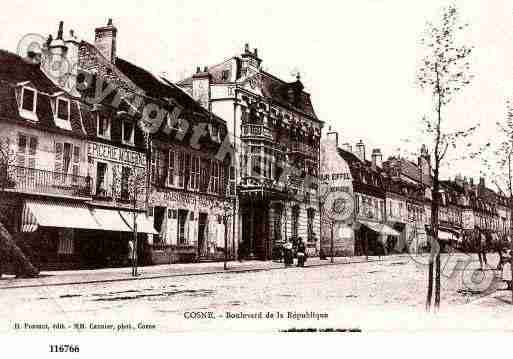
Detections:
[283, 240, 293, 267]
[296, 237, 306, 267]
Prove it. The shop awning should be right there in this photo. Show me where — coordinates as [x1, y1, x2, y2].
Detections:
[22, 200, 101, 232]
[91, 208, 132, 232]
[119, 211, 158, 235]
[360, 221, 400, 236]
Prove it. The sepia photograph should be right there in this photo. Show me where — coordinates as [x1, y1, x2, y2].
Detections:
[1, 1, 513, 353]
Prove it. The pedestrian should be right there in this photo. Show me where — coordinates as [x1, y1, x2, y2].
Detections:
[296, 237, 306, 267]
[283, 240, 293, 267]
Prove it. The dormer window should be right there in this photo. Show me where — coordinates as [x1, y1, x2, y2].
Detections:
[54, 97, 71, 130]
[19, 86, 38, 122]
[122, 120, 135, 145]
[57, 98, 69, 121]
[97, 114, 111, 139]
[21, 87, 36, 112]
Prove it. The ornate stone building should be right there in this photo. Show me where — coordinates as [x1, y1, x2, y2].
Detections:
[177, 44, 323, 259]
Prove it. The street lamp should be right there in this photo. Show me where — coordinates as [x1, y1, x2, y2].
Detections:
[222, 201, 234, 271]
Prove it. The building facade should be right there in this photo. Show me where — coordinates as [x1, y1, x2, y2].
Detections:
[177, 44, 323, 259]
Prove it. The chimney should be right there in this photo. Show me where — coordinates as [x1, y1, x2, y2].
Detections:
[192, 65, 211, 109]
[325, 126, 338, 149]
[371, 148, 383, 168]
[355, 140, 365, 162]
[341, 143, 352, 153]
[95, 18, 117, 64]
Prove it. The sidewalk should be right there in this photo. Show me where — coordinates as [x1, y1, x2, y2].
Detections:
[0, 254, 410, 290]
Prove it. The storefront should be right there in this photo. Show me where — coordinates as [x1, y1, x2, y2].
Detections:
[148, 188, 232, 264]
[19, 198, 156, 269]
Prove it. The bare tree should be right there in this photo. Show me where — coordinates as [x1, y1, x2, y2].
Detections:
[111, 161, 148, 276]
[416, 5, 479, 311]
[0, 138, 39, 278]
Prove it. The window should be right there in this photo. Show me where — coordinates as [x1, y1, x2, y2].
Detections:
[95, 162, 109, 197]
[16, 134, 37, 169]
[121, 166, 131, 201]
[167, 149, 176, 186]
[209, 161, 220, 194]
[189, 155, 200, 191]
[97, 114, 111, 139]
[122, 120, 135, 145]
[178, 210, 188, 245]
[21, 87, 36, 112]
[56, 98, 69, 121]
[54, 142, 79, 184]
[72, 145, 80, 182]
[178, 152, 186, 188]
[229, 166, 236, 196]
[200, 158, 211, 192]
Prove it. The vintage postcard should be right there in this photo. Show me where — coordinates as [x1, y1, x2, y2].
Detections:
[1, 0, 513, 354]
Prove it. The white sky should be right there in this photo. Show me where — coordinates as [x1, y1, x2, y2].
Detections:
[1, 0, 512, 185]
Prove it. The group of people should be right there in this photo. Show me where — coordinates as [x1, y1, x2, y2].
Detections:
[282, 237, 307, 267]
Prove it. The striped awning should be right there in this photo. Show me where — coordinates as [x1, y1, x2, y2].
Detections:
[119, 211, 158, 235]
[22, 200, 101, 232]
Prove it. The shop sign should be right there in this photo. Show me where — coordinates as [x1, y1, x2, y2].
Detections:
[88, 142, 146, 167]
[462, 209, 475, 230]
[150, 189, 223, 210]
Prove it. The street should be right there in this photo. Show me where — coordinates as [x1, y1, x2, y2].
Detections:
[1, 253, 512, 333]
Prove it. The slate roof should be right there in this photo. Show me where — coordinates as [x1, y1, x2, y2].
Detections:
[115, 57, 225, 126]
[177, 57, 319, 122]
[0, 49, 85, 137]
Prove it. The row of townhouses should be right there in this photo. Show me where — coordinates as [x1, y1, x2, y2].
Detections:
[320, 129, 511, 257]
[0, 20, 323, 271]
[0, 19, 509, 272]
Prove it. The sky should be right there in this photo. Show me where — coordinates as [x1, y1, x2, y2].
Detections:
[1, 0, 513, 185]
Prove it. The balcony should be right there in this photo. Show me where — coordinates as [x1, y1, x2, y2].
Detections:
[289, 141, 315, 156]
[1, 165, 91, 199]
[241, 124, 273, 140]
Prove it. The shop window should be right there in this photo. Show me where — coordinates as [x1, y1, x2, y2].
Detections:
[178, 209, 188, 245]
[122, 120, 135, 145]
[57, 229, 74, 255]
[274, 204, 282, 243]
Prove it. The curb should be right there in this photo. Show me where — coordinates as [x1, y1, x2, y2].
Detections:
[0, 257, 388, 290]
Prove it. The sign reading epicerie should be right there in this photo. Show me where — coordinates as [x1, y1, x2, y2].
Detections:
[88, 142, 146, 167]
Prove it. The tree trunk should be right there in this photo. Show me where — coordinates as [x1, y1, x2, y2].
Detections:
[0, 222, 38, 278]
[434, 250, 441, 310]
[426, 258, 433, 311]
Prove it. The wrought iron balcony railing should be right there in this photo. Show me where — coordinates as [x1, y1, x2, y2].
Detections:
[1, 165, 91, 198]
